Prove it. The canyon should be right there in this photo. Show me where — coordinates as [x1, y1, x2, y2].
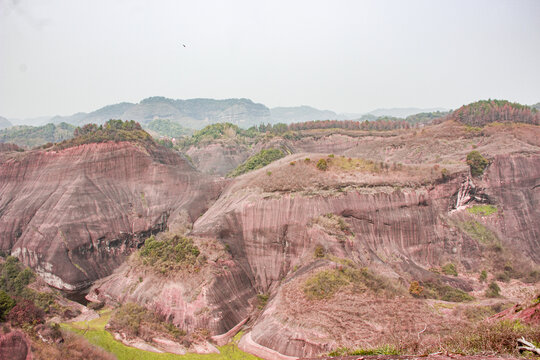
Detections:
[0, 109, 539, 359]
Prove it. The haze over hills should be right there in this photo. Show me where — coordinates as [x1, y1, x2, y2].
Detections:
[0, 116, 12, 129]
[6, 97, 453, 130]
[367, 107, 449, 118]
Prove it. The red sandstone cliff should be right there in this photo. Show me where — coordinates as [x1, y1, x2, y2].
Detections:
[0, 141, 222, 291]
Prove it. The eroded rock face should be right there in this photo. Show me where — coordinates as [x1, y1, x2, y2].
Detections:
[0, 142, 222, 291]
[0, 330, 32, 360]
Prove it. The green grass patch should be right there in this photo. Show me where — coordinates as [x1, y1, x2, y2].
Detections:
[328, 345, 399, 357]
[412, 281, 474, 302]
[467, 205, 498, 216]
[457, 220, 501, 249]
[441, 263, 458, 276]
[62, 311, 260, 360]
[228, 148, 284, 177]
[327, 156, 380, 172]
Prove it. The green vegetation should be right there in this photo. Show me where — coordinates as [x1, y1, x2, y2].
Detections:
[0, 289, 15, 320]
[442, 320, 540, 356]
[139, 234, 201, 274]
[0, 122, 75, 148]
[479, 270, 488, 283]
[312, 214, 354, 242]
[316, 158, 328, 171]
[228, 148, 284, 177]
[485, 281, 501, 298]
[183, 123, 257, 147]
[256, 294, 269, 309]
[55, 119, 153, 150]
[458, 220, 501, 250]
[146, 119, 192, 138]
[326, 156, 382, 172]
[328, 344, 399, 357]
[467, 204, 498, 216]
[303, 265, 402, 300]
[405, 111, 449, 125]
[411, 279, 474, 302]
[62, 310, 260, 360]
[466, 151, 489, 177]
[449, 99, 539, 127]
[313, 245, 326, 258]
[441, 263, 458, 276]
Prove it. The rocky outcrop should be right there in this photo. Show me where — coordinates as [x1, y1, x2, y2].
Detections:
[0, 330, 32, 360]
[0, 142, 222, 291]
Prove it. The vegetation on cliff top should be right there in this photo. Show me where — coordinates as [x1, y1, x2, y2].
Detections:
[0, 122, 75, 148]
[466, 151, 489, 177]
[139, 234, 202, 274]
[445, 99, 539, 127]
[228, 148, 285, 177]
[54, 119, 154, 150]
[303, 264, 403, 300]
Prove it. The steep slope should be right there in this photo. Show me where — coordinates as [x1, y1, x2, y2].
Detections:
[90, 115, 540, 358]
[0, 139, 222, 291]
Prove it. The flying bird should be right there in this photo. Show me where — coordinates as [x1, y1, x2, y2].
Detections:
[182, 44, 186, 47]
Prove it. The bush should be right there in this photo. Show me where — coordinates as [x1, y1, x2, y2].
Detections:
[485, 281, 501, 298]
[0, 290, 15, 321]
[442, 263, 458, 276]
[409, 281, 424, 297]
[420, 281, 474, 302]
[8, 299, 44, 326]
[479, 270, 488, 283]
[316, 158, 328, 171]
[109, 303, 147, 337]
[139, 234, 201, 274]
[314, 245, 326, 258]
[466, 151, 489, 177]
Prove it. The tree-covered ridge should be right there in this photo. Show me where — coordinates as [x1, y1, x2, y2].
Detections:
[145, 118, 192, 138]
[182, 122, 259, 146]
[405, 111, 449, 124]
[228, 148, 285, 177]
[0, 122, 75, 148]
[288, 118, 412, 131]
[54, 119, 154, 150]
[446, 99, 539, 127]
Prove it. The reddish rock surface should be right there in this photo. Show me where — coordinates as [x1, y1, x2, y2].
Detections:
[0, 330, 32, 360]
[0, 141, 222, 290]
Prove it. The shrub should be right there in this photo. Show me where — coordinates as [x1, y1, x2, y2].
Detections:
[420, 281, 474, 302]
[0, 290, 15, 321]
[289, 161, 296, 166]
[257, 294, 269, 309]
[316, 158, 328, 171]
[442, 263, 458, 276]
[409, 281, 424, 297]
[479, 270, 488, 283]
[466, 151, 489, 177]
[8, 299, 44, 326]
[139, 234, 201, 273]
[109, 303, 147, 337]
[485, 281, 501, 298]
[314, 245, 326, 258]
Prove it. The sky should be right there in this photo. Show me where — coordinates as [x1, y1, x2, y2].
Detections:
[1, 0, 539, 119]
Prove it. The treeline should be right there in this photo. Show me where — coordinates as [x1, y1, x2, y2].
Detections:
[0, 122, 75, 149]
[55, 119, 153, 150]
[443, 100, 539, 127]
[288, 118, 412, 131]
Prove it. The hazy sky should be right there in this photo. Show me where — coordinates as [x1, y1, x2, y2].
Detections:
[1, 0, 539, 118]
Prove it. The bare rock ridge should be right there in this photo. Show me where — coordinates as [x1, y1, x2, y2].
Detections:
[0, 140, 223, 291]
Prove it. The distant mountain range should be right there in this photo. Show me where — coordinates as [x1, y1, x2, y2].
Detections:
[367, 107, 449, 118]
[4, 97, 537, 131]
[0, 116, 13, 130]
[3, 97, 449, 130]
